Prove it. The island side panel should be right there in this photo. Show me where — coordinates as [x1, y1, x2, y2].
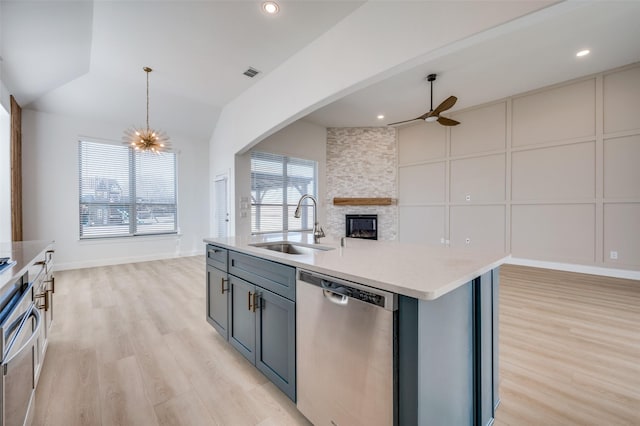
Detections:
[492, 267, 500, 410]
[478, 271, 495, 426]
[397, 296, 418, 425]
[417, 281, 475, 426]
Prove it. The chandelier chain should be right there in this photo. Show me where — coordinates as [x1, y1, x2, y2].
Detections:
[146, 68, 150, 131]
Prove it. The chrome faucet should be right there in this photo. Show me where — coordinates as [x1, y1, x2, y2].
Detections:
[294, 194, 325, 243]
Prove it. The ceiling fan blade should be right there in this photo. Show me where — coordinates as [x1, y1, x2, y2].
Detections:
[387, 116, 424, 126]
[432, 96, 457, 116]
[437, 116, 460, 126]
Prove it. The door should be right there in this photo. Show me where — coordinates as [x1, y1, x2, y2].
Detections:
[214, 176, 229, 238]
[206, 265, 229, 339]
[229, 276, 255, 363]
[255, 288, 295, 401]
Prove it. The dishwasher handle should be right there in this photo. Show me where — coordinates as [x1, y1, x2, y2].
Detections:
[298, 269, 397, 311]
[3, 305, 41, 369]
[322, 289, 348, 305]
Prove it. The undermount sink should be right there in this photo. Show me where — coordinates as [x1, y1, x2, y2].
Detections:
[249, 242, 334, 255]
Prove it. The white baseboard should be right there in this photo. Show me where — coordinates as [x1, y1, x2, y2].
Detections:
[507, 257, 640, 281]
[55, 250, 203, 271]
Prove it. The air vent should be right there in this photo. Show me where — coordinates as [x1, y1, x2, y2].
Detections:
[243, 67, 260, 78]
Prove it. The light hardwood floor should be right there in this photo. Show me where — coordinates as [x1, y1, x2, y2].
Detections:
[34, 257, 310, 426]
[33, 258, 639, 425]
[494, 265, 640, 426]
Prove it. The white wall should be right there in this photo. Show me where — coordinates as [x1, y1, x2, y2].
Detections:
[21, 110, 209, 270]
[234, 120, 326, 238]
[209, 1, 550, 237]
[0, 76, 12, 241]
[0, 104, 9, 242]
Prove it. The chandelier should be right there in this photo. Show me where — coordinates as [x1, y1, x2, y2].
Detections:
[123, 66, 171, 153]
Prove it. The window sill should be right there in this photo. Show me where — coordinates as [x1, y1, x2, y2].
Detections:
[79, 232, 181, 244]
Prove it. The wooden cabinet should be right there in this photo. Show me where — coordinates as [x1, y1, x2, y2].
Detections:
[206, 245, 229, 340]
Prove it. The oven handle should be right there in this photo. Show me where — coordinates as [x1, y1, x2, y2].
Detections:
[2, 305, 41, 369]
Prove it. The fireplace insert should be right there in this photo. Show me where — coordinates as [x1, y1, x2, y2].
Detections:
[345, 214, 378, 240]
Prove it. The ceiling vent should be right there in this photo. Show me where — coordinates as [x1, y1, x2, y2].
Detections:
[243, 67, 260, 78]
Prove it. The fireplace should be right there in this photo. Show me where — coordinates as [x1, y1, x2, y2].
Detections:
[345, 214, 378, 240]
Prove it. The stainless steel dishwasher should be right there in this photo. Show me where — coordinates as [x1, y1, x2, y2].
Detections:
[296, 269, 397, 426]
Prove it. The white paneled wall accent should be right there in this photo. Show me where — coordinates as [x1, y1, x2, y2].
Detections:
[326, 128, 397, 240]
[512, 79, 596, 147]
[511, 204, 596, 264]
[397, 63, 640, 271]
[603, 66, 640, 134]
[511, 142, 595, 201]
[450, 154, 505, 202]
[603, 134, 640, 199]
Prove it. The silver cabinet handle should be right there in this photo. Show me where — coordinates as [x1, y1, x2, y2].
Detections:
[221, 277, 229, 294]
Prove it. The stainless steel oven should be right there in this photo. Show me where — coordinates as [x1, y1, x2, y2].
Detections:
[1, 278, 41, 426]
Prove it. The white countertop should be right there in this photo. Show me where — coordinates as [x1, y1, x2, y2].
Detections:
[0, 240, 54, 292]
[203, 234, 509, 300]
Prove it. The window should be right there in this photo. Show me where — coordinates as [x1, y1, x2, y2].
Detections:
[78, 140, 177, 238]
[251, 151, 317, 234]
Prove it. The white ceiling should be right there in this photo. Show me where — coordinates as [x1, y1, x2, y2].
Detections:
[2, 1, 640, 142]
[0, 0, 364, 141]
[305, 1, 640, 128]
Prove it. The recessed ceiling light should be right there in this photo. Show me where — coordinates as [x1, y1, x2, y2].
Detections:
[377, 114, 385, 120]
[262, 1, 279, 14]
[576, 49, 590, 57]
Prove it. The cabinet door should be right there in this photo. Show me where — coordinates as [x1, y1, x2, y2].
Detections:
[255, 288, 296, 401]
[206, 265, 229, 339]
[229, 276, 256, 364]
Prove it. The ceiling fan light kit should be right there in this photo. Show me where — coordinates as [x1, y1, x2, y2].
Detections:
[388, 73, 460, 127]
[123, 66, 171, 153]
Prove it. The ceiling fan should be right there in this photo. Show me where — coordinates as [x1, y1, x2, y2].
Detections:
[388, 74, 460, 127]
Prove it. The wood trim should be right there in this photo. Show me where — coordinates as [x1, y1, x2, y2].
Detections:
[332, 197, 394, 206]
[10, 95, 23, 241]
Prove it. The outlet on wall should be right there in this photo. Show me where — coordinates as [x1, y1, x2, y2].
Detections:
[610, 251, 618, 260]
[465, 195, 471, 201]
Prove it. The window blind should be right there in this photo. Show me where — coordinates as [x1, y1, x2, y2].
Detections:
[250, 151, 317, 234]
[78, 140, 177, 238]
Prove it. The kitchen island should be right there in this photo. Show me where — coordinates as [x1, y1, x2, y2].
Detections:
[203, 234, 508, 426]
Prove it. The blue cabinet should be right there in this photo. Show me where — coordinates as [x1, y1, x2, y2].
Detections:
[222, 249, 297, 402]
[256, 287, 296, 401]
[229, 251, 296, 300]
[206, 245, 229, 339]
[229, 275, 256, 361]
[398, 267, 500, 426]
